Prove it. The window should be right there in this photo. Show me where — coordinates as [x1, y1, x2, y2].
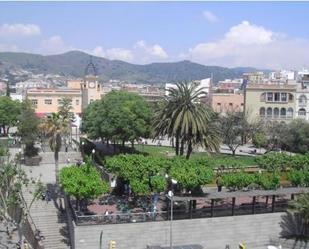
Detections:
[299, 95, 307, 106]
[90, 99, 94, 103]
[259, 107, 265, 118]
[267, 92, 273, 102]
[229, 103, 233, 106]
[266, 107, 272, 118]
[45, 99, 52, 105]
[241, 103, 244, 106]
[57, 99, 61, 104]
[287, 108, 293, 118]
[298, 108, 306, 118]
[273, 108, 279, 118]
[31, 99, 38, 106]
[217, 103, 221, 106]
[289, 93, 294, 101]
[280, 108, 286, 118]
[76, 99, 79, 105]
[274, 92, 280, 101]
[281, 93, 287, 102]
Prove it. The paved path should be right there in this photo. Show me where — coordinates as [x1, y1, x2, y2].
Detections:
[9, 148, 82, 249]
[23, 185, 70, 249]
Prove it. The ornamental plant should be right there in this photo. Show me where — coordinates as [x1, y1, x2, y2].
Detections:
[60, 162, 109, 210]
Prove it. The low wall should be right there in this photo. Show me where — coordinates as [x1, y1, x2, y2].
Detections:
[73, 213, 284, 249]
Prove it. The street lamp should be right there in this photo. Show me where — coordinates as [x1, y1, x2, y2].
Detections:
[92, 149, 95, 162]
[81, 141, 85, 155]
[165, 175, 177, 249]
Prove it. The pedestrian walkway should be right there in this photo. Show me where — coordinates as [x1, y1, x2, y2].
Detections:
[23, 184, 70, 249]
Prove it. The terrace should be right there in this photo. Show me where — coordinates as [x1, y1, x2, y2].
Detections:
[68, 187, 309, 226]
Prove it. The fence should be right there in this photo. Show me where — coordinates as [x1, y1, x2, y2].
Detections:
[69, 196, 289, 226]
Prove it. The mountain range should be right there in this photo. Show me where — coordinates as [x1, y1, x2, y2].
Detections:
[0, 51, 267, 84]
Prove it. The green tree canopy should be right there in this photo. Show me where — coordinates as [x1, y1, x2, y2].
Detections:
[105, 154, 213, 194]
[60, 161, 109, 201]
[105, 154, 170, 195]
[17, 100, 40, 157]
[0, 96, 21, 135]
[169, 157, 213, 191]
[83, 90, 152, 146]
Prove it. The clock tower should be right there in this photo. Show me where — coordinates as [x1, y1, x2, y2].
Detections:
[81, 58, 102, 110]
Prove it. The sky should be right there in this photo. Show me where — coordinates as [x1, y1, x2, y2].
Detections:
[1, 2, 309, 69]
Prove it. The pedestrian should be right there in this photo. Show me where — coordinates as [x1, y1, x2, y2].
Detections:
[45, 190, 51, 203]
[216, 174, 223, 192]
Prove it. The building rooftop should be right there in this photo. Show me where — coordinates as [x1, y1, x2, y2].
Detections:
[246, 83, 297, 90]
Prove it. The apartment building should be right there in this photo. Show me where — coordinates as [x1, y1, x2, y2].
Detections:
[244, 82, 297, 123]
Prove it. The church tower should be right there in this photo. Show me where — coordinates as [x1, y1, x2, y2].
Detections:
[81, 57, 102, 110]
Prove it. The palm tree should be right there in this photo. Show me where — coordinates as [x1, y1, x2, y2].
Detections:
[40, 113, 66, 185]
[153, 81, 220, 159]
[288, 193, 309, 235]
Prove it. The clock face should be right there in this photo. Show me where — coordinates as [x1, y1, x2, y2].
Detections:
[89, 82, 95, 88]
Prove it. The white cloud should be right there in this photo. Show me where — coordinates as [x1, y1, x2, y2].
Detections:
[184, 21, 309, 69]
[106, 48, 134, 61]
[203, 10, 219, 23]
[90, 41, 167, 63]
[40, 35, 74, 54]
[91, 46, 134, 61]
[135, 40, 168, 59]
[0, 23, 41, 36]
[0, 43, 19, 52]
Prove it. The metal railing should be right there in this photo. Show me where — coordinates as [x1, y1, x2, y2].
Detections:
[69, 198, 289, 226]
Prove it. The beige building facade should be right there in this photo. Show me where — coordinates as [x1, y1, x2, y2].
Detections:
[245, 83, 297, 123]
[26, 75, 103, 116]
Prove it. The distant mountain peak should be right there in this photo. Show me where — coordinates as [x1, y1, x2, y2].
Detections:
[0, 51, 268, 84]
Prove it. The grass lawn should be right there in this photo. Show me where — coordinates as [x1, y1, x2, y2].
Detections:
[134, 144, 258, 167]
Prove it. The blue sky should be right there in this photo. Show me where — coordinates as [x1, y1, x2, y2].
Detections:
[1, 2, 309, 69]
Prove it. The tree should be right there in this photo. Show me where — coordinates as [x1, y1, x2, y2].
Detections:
[219, 111, 243, 156]
[60, 160, 109, 210]
[288, 193, 309, 236]
[169, 157, 213, 192]
[0, 150, 43, 247]
[40, 97, 73, 186]
[264, 121, 289, 152]
[252, 132, 268, 150]
[281, 119, 309, 154]
[18, 100, 40, 157]
[153, 82, 220, 159]
[0, 96, 21, 135]
[105, 154, 170, 195]
[83, 91, 152, 147]
[40, 113, 66, 185]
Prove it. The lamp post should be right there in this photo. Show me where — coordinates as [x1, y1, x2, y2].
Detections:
[18, 148, 22, 169]
[81, 141, 85, 156]
[165, 174, 177, 249]
[92, 149, 95, 162]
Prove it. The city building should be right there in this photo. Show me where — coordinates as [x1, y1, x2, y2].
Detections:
[295, 77, 309, 121]
[103, 83, 165, 103]
[165, 78, 211, 98]
[215, 79, 243, 93]
[243, 72, 266, 84]
[244, 82, 297, 123]
[212, 93, 244, 113]
[26, 61, 102, 117]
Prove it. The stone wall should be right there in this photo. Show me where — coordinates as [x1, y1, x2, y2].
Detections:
[73, 213, 284, 249]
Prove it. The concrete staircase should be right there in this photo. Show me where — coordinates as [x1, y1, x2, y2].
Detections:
[24, 185, 70, 249]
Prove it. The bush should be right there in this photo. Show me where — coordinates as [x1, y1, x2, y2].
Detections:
[222, 172, 280, 190]
[254, 173, 280, 190]
[221, 172, 255, 190]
